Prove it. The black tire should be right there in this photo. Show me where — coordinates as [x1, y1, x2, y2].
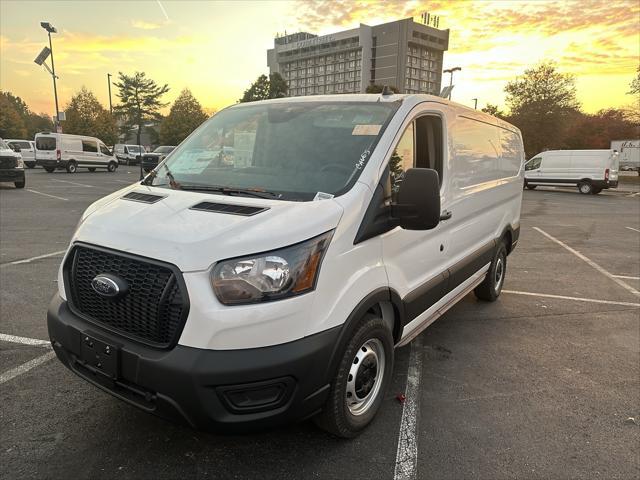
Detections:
[474, 241, 507, 302]
[314, 314, 394, 438]
[44, 167, 55, 173]
[526, 185, 537, 190]
[88, 167, 96, 172]
[66, 161, 77, 174]
[26, 162, 36, 169]
[14, 180, 25, 189]
[591, 187, 602, 195]
[107, 161, 117, 173]
[577, 181, 592, 194]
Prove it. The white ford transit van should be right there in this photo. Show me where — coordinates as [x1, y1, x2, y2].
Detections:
[524, 149, 619, 194]
[48, 94, 524, 437]
[35, 133, 118, 173]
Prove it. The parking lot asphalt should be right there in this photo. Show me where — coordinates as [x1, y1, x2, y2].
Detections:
[1, 168, 639, 480]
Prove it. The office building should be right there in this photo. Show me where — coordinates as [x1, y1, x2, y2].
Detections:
[267, 17, 450, 97]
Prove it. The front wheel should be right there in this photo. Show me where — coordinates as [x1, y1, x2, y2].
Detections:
[474, 241, 507, 301]
[14, 180, 25, 189]
[44, 167, 55, 173]
[314, 315, 394, 438]
[66, 161, 77, 174]
[107, 161, 117, 173]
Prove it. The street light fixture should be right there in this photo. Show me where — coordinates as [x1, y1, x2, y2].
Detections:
[40, 21, 60, 129]
[472, 98, 478, 109]
[443, 67, 461, 100]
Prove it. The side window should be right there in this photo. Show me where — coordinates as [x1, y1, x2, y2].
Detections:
[99, 144, 111, 155]
[526, 157, 541, 170]
[82, 140, 98, 153]
[389, 122, 415, 199]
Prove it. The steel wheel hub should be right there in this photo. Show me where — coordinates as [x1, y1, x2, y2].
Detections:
[346, 338, 385, 416]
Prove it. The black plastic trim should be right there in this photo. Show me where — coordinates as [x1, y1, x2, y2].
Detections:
[526, 178, 613, 189]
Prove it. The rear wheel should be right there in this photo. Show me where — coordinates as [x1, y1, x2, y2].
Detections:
[14, 180, 25, 189]
[474, 241, 507, 302]
[107, 161, 117, 173]
[526, 184, 537, 190]
[26, 162, 35, 169]
[591, 187, 602, 195]
[44, 167, 55, 173]
[88, 167, 96, 172]
[66, 161, 77, 174]
[314, 314, 394, 438]
[578, 181, 593, 194]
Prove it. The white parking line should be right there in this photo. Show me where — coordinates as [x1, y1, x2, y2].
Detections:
[502, 290, 640, 307]
[627, 192, 640, 198]
[112, 179, 134, 184]
[0, 333, 51, 347]
[394, 336, 423, 480]
[51, 179, 94, 188]
[533, 227, 640, 297]
[0, 250, 66, 267]
[612, 275, 640, 280]
[0, 351, 57, 385]
[26, 189, 69, 201]
[626, 226, 640, 233]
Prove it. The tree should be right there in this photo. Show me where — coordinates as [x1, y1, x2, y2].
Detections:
[481, 103, 506, 119]
[113, 72, 170, 147]
[365, 84, 399, 94]
[62, 87, 118, 145]
[628, 66, 640, 97]
[239, 73, 288, 102]
[0, 93, 27, 138]
[563, 109, 639, 150]
[505, 62, 580, 157]
[160, 89, 208, 145]
[25, 113, 54, 139]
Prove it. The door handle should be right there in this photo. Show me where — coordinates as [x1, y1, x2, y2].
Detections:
[440, 210, 452, 221]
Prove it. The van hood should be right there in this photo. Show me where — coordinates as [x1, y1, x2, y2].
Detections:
[72, 186, 344, 272]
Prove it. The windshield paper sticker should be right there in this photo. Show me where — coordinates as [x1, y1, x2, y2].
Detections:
[352, 124, 382, 136]
[355, 148, 371, 170]
[313, 192, 335, 201]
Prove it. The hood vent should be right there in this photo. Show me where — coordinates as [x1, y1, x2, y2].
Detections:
[190, 201, 268, 216]
[121, 191, 166, 204]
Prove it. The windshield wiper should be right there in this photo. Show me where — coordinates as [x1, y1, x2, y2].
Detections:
[178, 184, 282, 199]
[142, 163, 181, 189]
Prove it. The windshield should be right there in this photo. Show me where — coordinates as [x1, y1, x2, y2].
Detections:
[150, 101, 399, 200]
[154, 146, 174, 153]
[127, 145, 143, 152]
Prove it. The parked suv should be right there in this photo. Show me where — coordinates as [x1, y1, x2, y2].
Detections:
[6, 139, 36, 168]
[114, 144, 145, 165]
[142, 145, 175, 172]
[0, 138, 25, 188]
[48, 94, 524, 437]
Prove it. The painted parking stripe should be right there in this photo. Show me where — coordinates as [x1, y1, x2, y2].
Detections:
[394, 336, 424, 480]
[0, 351, 57, 385]
[533, 227, 640, 297]
[502, 290, 640, 307]
[0, 333, 51, 347]
[0, 250, 66, 267]
[26, 189, 69, 201]
[612, 275, 640, 280]
[51, 179, 94, 188]
[626, 226, 640, 233]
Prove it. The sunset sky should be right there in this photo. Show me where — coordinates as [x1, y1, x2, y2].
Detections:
[1, 0, 638, 118]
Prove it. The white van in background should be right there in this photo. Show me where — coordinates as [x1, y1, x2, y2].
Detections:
[114, 144, 145, 165]
[35, 133, 118, 173]
[611, 140, 639, 173]
[5, 139, 36, 168]
[48, 94, 524, 438]
[524, 149, 619, 194]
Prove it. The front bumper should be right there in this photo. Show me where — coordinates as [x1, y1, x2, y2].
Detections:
[47, 295, 338, 433]
[0, 168, 25, 182]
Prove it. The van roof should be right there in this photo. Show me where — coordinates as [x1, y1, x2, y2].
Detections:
[229, 93, 518, 132]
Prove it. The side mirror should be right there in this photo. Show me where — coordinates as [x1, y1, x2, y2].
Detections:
[393, 168, 441, 230]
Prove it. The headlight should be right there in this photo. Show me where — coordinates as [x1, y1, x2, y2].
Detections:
[16, 157, 24, 168]
[211, 230, 333, 305]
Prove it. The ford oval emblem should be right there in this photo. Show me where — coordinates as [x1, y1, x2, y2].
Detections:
[91, 274, 128, 299]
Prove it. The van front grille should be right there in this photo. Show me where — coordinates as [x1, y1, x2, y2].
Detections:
[64, 245, 189, 348]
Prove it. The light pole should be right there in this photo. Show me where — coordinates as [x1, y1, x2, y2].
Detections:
[443, 66, 461, 100]
[107, 73, 113, 114]
[40, 22, 59, 128]
[472, 98, 478, 109]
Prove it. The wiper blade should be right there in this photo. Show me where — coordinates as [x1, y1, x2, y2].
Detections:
[178, 185, 282, 199]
